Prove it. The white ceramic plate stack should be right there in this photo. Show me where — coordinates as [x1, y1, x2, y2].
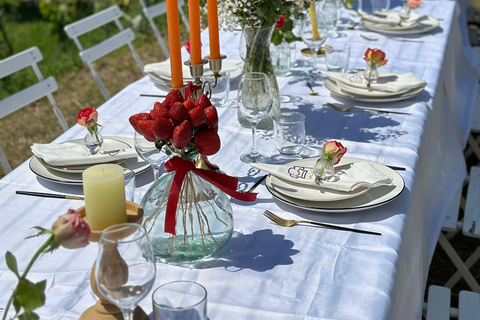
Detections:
[324, 72, 426, 103]
[265, 157, 405, 213]
[29, 137, 150, 185]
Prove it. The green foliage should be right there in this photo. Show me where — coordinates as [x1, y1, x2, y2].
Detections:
[5, 252, 19, 277]
[271, 18, 301, 45]
[14, 279, 46, 317]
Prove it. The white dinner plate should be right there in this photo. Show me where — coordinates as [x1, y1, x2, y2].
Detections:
[325, 79, 425, 103]
[269, 174, 370, 201]
[362, 15, 439, 35]
[148, 61, 242, 86]
[39, 138, 131, 174]
[265, 157, 405, 213]
[29, 137, 150, 185]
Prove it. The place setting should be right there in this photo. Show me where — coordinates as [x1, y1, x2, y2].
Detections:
[29, 107, 150, 185]
[323, 48, 426, 103]
[359, 0, 440, 35]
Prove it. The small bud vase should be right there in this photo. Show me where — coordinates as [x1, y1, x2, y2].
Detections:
[84, 125, 103, 154]
[363, 65, 379, 87]
[313, 153, 337, 182]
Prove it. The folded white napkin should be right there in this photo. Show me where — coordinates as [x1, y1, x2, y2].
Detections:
[31, 143, 138, 166]
[324, 71, 426, 93]
[359, 11, 425, 28]
[250, 161, 392, 193]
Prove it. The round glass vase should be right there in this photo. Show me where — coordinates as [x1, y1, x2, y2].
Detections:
[140, 155, 234, 265]
[238, 25, 280, 130]
[363, 65, 379, 87]
[313, 154, 337, 182]
[84, 125, 103, 155]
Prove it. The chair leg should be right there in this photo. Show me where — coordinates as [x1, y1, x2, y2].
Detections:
[0, 146, 12, 174]
[444, 246, 480, 290]
[438, 233, 480, 293]
[87, 63, 110, 101]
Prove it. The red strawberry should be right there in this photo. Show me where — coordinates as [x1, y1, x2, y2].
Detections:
[153, 101, 164, 110]
[183, 97, 196, 111]
[150, 104, 169, 120]
[171, 120, 192, 148]
[137, 120, 156, 142]
[153, 118, 174, 140]
[204, 106, 218, 127]
[164, 89, 184, 108]
[169, 102, 189, 123]
[195, 94, 212, 109]
[195, 129, 220, 156]
[129, 113, 152, 133]
[188, 107, 207, 128]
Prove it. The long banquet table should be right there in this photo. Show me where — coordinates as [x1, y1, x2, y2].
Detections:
[1, 1, 479, 319]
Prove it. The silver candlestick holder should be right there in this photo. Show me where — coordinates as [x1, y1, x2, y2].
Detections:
[183, 54, 227, 99]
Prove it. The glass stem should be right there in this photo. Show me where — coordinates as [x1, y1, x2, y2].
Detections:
[311, 48, 317, 73]
[152, 165, 160, 181]
[122, 309, 135, 320]
[250, 124, 259, 158]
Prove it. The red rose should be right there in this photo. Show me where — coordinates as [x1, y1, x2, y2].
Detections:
[363, 48, 388, 67]
[323, 141, 347, 164]
[275, 15, 285, 29]
[77, 107, 98, 128]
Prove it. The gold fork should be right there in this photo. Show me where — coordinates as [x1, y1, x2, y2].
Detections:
[263, 210, 381, 236]
[326, 103, 411, 115]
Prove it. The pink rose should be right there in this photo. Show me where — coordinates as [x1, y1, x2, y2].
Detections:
[185, 40, 191, 54]
[51, 209, 90, 249]
[363, 48, 388, 67]
[323, 141, 347, 164]
[77, 107, 98, 128]
[406, 0, 422, 9]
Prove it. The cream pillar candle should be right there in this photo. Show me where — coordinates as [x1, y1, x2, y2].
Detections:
[82, 164, 127, 231]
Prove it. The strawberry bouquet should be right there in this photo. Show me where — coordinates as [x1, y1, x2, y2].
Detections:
[130, 90, 256, 263]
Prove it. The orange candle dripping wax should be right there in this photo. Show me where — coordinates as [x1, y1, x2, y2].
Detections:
[166, 0, 183, 88]
[207, 0, 220, 59]
[188, 0, 202, 65]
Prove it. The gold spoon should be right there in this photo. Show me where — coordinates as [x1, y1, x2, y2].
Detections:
[326, 103, 411, 115]
[347, 22, 359, 30]
[307, 82, 319, 96]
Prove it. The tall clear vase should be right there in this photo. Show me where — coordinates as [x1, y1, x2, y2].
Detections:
[238, 25, 280, 130]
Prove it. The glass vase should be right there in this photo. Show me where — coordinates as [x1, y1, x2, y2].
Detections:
[84, 125, 103, 155]
[313, 154, 337, 182]
[140, 156, 234, 265]
[363, 65, 379, 87]
[238, 25, 280, 130]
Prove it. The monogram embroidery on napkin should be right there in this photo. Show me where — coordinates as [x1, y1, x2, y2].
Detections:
[348, 74, 364, 84]
[288, 166, 308, 179]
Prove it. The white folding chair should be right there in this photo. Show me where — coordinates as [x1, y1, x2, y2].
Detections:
[0, 46, 69, 174]
[138, 0, 190, 58]
[437, 166, 480, 293]
[64, 5, 145, 101]
[423, 285, 480, 319]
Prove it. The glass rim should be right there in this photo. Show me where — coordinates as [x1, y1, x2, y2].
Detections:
[273, 112, 306, 123]
[152, 280, 207, 310]
[100, 223, 146, 244]
[241, 72, 268, 80]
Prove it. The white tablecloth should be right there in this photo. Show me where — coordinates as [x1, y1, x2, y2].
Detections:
[0, 1, 478, 319]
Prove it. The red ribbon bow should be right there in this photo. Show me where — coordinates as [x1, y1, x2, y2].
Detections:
[163, 156, 257, 235]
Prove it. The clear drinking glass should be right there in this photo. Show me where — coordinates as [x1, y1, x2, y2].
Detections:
[237, 72, 273, 163]
[271, 41, 291, 76]
[152, 281, 207, 320]
[134, 130, 167, 181]
[202, 71, 230, 107]
[370, 0, 390, 12]
[95, 223, 156, 320]
[123, 168, 136, 202]
[273, 112, 306, 155]
[301, 16, 327, 79]
[325, 43, 350, 73]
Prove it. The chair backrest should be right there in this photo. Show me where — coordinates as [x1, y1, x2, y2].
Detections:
[64, 5, 144, 100]
[138, 0, 190, 58]
[425, 285, 480, 320]
[0, 46, 69, 174]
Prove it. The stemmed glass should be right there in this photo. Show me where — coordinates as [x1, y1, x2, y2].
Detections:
[237, 72, 273, 163]
[301, 16, 327, 79]
[95, 223, 156, 320]
[134, 130, 167, 180]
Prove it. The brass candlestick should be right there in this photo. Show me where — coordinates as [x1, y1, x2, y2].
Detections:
[79, 202, 148, 320]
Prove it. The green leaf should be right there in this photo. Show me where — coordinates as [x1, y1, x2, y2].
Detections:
[19, 311, 40, 320]
[15, 278, 46, 313]
[271, 29, 283, 46]
[5, 251, 20, 277]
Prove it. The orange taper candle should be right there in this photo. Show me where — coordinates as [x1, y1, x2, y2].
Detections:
[207, 0, 220, 59]
[188, 0, 202, 65]
[166, 0, 183, 88]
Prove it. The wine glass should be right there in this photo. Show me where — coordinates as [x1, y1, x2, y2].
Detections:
[95, 223, 156, 320]
[237, 72, 273, 163]
[134, 130, 167, 180]
[301, 16, 327, 79]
